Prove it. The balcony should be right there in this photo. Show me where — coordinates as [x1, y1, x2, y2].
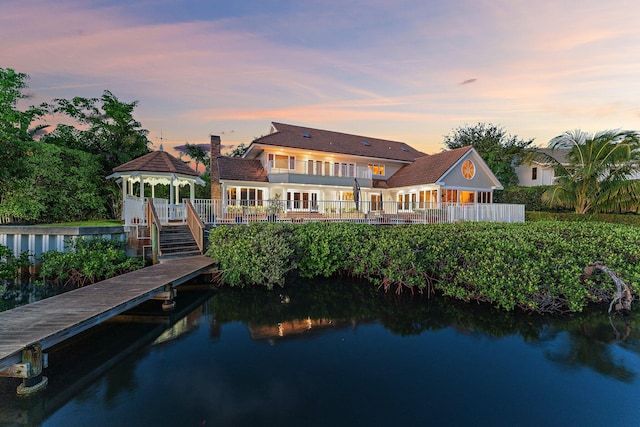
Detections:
[267, 159, 373, 187]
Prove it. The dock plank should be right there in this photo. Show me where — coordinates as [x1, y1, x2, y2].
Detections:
[0, 255, 215, 372]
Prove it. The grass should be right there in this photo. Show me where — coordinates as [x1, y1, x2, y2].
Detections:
[37, 220, 123, 227]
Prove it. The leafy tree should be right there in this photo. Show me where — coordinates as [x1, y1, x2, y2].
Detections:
[443, 123, 535, 187]
[48, 90, 151, 172]
[0, 141, 106, 223]
[540, 130, 640, 214]
[0, 68, 48, 188]
[226, 143, 248, 158]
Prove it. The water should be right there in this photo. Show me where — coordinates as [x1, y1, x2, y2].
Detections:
[1, 279, 638, 426]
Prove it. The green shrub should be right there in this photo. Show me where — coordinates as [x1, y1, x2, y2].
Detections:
[0, 245, 32, 280]
[494, 185, 562, 212]
[39, 237, 144, 286]
[526, 211, 640, 226]
[206, 223, 296, 289]
[206, 222, 640, 314]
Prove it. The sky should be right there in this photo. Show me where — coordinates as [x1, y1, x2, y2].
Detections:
[2, 0, 639, 157]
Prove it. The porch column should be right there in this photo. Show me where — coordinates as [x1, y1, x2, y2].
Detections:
[169, 177, 174, 203]
[190, 182, 195, 201]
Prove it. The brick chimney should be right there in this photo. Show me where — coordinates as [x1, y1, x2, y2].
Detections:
[210, 135, 222, 200]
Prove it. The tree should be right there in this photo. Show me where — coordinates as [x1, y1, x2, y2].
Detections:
[48, 90, 151, 172]
[540, 130, 640, 214]
[183, 142, 209, 173]
[226, 143, 248, 158]
[443, 123, 535, 187]
[0, 68, 48, 186]
[0, 141, 106, 223]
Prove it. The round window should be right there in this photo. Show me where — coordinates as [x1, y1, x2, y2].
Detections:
[461, 160, 475, 180]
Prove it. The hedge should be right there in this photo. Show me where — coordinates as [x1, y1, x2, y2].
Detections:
[206, 221, 640, 314]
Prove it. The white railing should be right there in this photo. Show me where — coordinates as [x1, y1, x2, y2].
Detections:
[189, 199, 525, 225]
[123, 197, 185, 226]
[267, 159, 373, 179]
[123, 197, 525, 226]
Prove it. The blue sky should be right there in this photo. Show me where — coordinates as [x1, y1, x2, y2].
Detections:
[2, 0, 639, 156]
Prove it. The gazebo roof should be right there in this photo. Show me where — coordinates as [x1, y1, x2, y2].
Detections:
[107, 150, 205, 186]
[112, 150, 199, 176]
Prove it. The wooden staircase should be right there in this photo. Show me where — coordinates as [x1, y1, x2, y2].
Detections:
[158, 224, 201, 259]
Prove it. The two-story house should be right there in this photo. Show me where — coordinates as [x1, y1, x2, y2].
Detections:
[211, 122, 503, 214]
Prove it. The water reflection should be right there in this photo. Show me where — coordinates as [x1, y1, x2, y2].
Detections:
[0, 279, 638, 426]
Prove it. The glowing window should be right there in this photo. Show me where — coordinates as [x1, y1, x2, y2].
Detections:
[461, 160, 475, 180]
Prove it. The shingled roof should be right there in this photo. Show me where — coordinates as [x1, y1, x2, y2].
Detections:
[386, 146, 473, 188]
[112, 150, 199, 176]
[251, 122, 425, 162]
[218, 157, 268, 182]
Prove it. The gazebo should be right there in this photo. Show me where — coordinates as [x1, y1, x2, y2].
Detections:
[107, 149, 205, 225]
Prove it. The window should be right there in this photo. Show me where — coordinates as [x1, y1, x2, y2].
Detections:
[275, 154, 288, 169]
[368, 163, 385, 176]
[478, 192, 491, 203]
[397, 194, 415, 211]
[460, 191, 475, 203]
[461, 160, 475, 180]
[226, 187, 264, 206]
[307, 160, 314, 175]
[272, 154, 295, 170]
[371, 194, 382, 211]
[441, 189, 458, 203]
[419, 191, 435, 208]
[532, 167, 538, 180]
[287, 191, 318, 211]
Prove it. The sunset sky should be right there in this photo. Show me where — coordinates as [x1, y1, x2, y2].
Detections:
[3, 0, 639, 157]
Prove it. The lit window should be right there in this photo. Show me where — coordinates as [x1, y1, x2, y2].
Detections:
[461, 160, 475, 180]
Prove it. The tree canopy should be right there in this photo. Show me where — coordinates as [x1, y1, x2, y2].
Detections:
[0, 68, 48, 187]
[0, 68, 152, 224]
[541, 130, 640, 214]
[443, 123, 535, 187]
[45, 90, 151, 172]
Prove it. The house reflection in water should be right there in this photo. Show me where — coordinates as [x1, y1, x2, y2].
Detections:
[248, 318, 369, 344]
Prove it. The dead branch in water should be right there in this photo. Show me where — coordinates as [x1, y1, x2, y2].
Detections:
[583, 262, 633, 314]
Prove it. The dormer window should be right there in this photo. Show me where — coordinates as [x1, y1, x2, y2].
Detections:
[302, 131, 311, 138]
[368, 163, 385, 176]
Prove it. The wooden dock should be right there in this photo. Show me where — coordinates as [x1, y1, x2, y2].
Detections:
[0, 255, 216, 375]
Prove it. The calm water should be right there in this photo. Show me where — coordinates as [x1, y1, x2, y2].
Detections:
[1, 279, 639, 427]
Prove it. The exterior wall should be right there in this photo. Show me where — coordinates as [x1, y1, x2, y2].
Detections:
[439, 152, 497, 189]
[516, 164, 556, 186]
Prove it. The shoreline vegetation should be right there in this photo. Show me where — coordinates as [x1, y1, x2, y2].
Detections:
[206, 221, 640, 314]
[2, 217, 638, 315]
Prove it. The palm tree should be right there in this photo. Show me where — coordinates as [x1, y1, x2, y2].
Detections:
[183, 142, 208, 173]
[540, 130, 640, 214]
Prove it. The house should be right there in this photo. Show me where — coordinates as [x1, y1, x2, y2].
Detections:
[109, 122, 524, 226]
[515, 148, 569, 186]
[516, 147, 640, 187]
[211, 122, 504, 214]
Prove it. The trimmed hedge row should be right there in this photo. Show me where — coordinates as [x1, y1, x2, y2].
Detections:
[206, 221, 640, 314]
[526, 211, 640, 226]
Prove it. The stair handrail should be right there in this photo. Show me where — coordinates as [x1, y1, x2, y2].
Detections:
[146, 199, 163, 263]
[185, 199, 205, 254]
